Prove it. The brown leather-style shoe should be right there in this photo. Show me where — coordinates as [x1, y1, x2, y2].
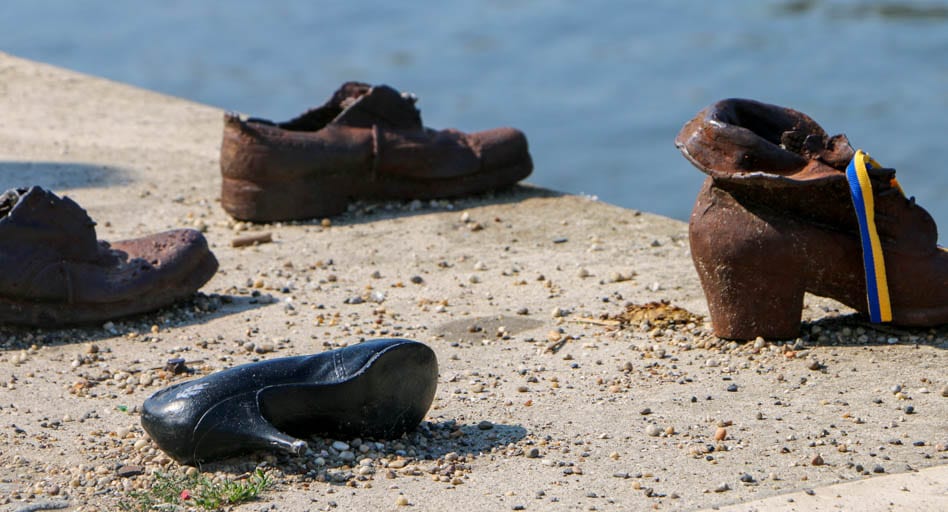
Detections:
[220, 81, 533, 222]
[0, 186, 219, 326]
[676, 98, 948, 339]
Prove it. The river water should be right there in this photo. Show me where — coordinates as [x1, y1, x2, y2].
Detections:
[2, 0, 947, 241]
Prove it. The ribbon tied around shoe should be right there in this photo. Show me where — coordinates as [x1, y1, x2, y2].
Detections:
[846, 150, 893, 323]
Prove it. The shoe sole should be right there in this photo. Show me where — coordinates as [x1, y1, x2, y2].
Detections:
[259, 340, 438, 440]
[222, 160, 531, 222]
[0, 251, 218, 327]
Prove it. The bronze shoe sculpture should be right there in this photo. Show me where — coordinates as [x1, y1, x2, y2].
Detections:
[676, 98, 948, 339]
[220, 81, 533, 222]
[0, 186, 218, 326]
[141, 338, 438, 465]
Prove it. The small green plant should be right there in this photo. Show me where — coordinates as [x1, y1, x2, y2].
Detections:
[119, 468, 271, 511]
[191, 469, 271, 510]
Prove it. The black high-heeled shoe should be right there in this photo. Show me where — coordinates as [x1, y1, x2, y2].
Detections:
[141, 338, 438, 465]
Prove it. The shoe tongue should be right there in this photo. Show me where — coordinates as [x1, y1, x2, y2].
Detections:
[331, 85, 423, 130]
[1, 186, 101, 261]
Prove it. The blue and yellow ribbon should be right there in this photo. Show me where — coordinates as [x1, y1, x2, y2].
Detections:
[845, 150, 892, 323]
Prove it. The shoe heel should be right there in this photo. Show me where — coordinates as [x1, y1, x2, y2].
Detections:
[689, 187, 806, 340]
[221, 175, 350, 222]
[220, 114, 362, 222]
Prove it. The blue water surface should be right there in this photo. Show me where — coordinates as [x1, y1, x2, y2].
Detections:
[2, 0, 947, 240]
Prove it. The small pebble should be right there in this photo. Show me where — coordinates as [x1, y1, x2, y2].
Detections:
[116, 465, 143, 478]
[726, 384, 738, 392]
[388, 459, 409, 469]
[645, 424, 662, 437]
[811, 454, 824, 466]
[395, 495, 409, 506]
[873, 465, 885, 473]
[477, 420, 494, 430]
[714, 427, 727, 441]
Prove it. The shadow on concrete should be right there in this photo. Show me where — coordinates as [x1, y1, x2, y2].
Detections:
[434, 315, 545, 344]
[198, 419, 529, 477]
[802, 314, 948, 349]
[245, 184, 567, 228]
[0, 160, 132, 191]
[0, 292, 271, 351]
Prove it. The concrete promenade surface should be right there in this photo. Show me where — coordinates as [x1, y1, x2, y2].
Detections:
[0, 52, 945, 511]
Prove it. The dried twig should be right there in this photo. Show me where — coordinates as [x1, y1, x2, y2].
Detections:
[231, 232, 273, 248]
[543, 338, 568, 354]
[569, 317, 620, 327]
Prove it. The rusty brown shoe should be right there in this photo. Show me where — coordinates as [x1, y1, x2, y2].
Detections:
[220, 81, 533, 222]
[676, 98, 948, 339]
[0, 186, 219, 326]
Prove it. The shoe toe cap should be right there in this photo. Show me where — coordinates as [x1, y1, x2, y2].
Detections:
[470, 127, 532, 175]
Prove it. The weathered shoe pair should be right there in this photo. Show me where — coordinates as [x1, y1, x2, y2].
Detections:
[677, 99, 947, 339]
[221, 81, 533, 222]
[0, 186, 218, 326]
[141, 338, 438, 465]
